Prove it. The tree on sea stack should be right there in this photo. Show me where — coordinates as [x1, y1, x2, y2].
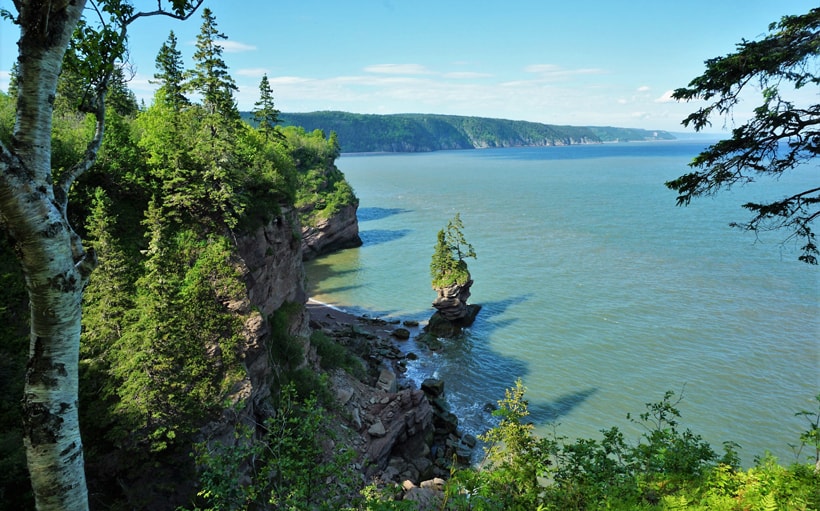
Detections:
[427, 213, 481, 337]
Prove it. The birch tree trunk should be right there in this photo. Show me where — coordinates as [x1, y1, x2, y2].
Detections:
[0, 2, 92, 510]
[1, 2, 202, 508]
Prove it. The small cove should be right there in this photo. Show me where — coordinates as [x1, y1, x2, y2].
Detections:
[306, 141, 819, 466]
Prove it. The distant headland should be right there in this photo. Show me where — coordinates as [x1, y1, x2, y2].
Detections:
[244, 111, 676, 153]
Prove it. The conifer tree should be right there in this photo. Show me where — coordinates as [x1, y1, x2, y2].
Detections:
[253, 73, 283, 141]
[430, 213, 476, 288]
[81, 188, 132, 355]
[152, 31, 189, 113]
[188, 8, 239, 123]
[0, 2, 204, 508]
[668, 8, 819, 264]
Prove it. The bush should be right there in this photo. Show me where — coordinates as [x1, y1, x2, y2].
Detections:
[190, 383, 358, 511]
[310, 330, 366, 380]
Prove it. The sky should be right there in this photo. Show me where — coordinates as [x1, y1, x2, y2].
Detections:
[0, 0, 817, 132]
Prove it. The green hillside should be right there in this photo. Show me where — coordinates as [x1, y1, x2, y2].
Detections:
[264, 111, 675, 153]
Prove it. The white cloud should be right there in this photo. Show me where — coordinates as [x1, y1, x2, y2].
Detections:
[524, 64, 562, 74]
[268, 76, 313, 85]
[524, 64, 605, 80]
[217, 40, 257, 53]
[443, 71, 493, 79]
[364, 64, 434, 75]
[637, 85, 651, 92]
[655, 90, 677, 103]
[236, 67, 270, 77]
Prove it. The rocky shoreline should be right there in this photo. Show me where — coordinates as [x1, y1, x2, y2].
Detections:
[306, 299, 481, 506]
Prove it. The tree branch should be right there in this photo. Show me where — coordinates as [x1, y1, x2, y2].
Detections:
[125, 0, 205, 26]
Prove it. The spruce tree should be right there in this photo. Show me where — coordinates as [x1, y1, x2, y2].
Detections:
[253, 73, 283, 141]
[152, 30, 188, 113]
[81, 188, 132, 356]
[430, 213, 476, 288]
[188, 8, 239, 123]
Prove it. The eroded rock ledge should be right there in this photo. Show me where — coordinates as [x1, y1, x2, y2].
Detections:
[308, 305, 478, 491]
[300, 202, 363, 260]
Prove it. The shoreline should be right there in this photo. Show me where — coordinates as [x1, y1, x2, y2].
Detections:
[305, 297, 427, 384]
[305, 296, 485, 478]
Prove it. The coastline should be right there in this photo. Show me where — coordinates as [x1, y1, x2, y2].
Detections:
[305, 296, 483, 486]
[306, 297, 426, 355]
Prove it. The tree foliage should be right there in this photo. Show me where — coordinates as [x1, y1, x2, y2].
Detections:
[188, 8, 239, 123]
[430, 213, 476, 288]
[667, 8, 820, 263]
[253, 73, 284, 142]
[152, 30, 189, 113]
[0, 2, 204, 509]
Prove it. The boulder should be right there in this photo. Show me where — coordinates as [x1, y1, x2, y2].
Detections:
[391, 327, 411, 340]
[368, 420, 387, 437]
[421, 378, 445, 398]
[376, 369, 397, 393]
[404, 486, 443, 511]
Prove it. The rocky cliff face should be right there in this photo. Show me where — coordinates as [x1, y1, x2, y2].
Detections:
[300, 202, 362, 260]
[201, 207, 310, 448]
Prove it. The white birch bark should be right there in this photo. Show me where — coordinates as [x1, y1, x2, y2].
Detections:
[1, 2, 203, 509]
[0, 2, 91, 510]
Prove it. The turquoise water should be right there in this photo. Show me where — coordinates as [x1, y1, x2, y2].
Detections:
[305, 141, 819, 466]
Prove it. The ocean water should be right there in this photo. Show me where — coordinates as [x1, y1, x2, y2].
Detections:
[305, 141, 819, 466]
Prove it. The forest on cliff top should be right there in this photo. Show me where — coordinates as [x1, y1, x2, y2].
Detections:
[0, 14, 357, 506]
[274, 111, 675, 153]
[1, 4, 818, 510]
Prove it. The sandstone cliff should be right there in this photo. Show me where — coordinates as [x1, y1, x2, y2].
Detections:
[301, 201, 363, 260]
[200, 206, 311, 450]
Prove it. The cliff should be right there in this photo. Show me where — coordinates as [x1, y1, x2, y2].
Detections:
[292, 141, 363, 259]
[301, 201, 362, 260]
[194, 208, 303, 463]
[279, 111, 675, 153]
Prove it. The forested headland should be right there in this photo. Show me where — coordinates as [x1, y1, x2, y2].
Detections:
[270, 111, 675, 153]
[0, 10, 361, 508]
[1, 3, 817, 510]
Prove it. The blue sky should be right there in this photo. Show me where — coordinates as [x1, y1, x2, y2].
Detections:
[1, 0, 817, 132]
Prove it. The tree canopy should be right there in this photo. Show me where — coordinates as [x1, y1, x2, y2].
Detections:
[666, 8, 819, 264]
[430, 213, 476, 289]
[0, 2, 204, 509]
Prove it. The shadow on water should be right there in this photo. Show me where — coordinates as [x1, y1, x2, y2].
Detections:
[358, 207, 412, 222]
[528, 388, 599, 425]
[304, 259, 362, 296]
[360, 229, 411, 246]
[409, 295, 536, 431]
[478, 295, 532, 320]
[427, 293, 598, 438]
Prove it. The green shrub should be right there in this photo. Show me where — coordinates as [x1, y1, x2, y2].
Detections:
[190, 384, 357, 511]
[310, 330, 366, 380]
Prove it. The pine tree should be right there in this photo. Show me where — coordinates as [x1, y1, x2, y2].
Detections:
[253, 73, 283, 141]
[152, 30, 188, 113]
[188, 8, 239, 123]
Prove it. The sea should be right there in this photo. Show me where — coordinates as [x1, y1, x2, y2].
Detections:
[304, 140, 819, 467]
